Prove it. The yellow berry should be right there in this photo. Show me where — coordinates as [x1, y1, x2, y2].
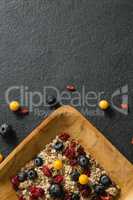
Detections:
[9, 101, 21, 112]
[53, 160, 63, 170]
[0, 153, 3, 163]
[99, 100, 109, 110]
[79, 174, 89, 185]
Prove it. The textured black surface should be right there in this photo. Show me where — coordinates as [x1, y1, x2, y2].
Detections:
[0, 0, 133, 163]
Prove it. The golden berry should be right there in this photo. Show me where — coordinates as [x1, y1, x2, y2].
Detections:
[79, 174, 89, 185]
[9, 101, 21, 112]
[99, 100, 109, 110]
[53, 160, 63, 170]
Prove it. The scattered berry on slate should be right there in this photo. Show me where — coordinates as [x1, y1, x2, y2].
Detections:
[18, 171, 27, 182]
[0, 123, 13, 137]
[34, 157, 43, 167]
[59, 133, 70, 141]
[47, 95, 57, 105]
[131, 138, 133, 144]
[42, 165, 52, 177]
[78, 184, 91, 197]
[121, 103, 128, 110]
[100, 175, 111, 187]
[27, 169, 37, 180]
[66, 85, 76, 92]
[94, 184, 105, 195]
[11, 175, 20, 190]
[72, 193, 80, 200]
[19, 107, 29, 115]
[29, 186, 44, 199]
[9, 101, 21, 112]
[53, 141, 64, 151]
[98, 100, 109, 110]
[78, 155, 90, 168]
[70, 170, 80, 182]
[53, 175, 64, 184]
[49, 184, 64, 198]
[0, 153, 4, 163]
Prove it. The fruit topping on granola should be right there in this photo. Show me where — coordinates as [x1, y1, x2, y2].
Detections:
[53, 159, 63, 170]
[100, 175, 111, 188]
[70, 170, 80, 182]
[27, 169, 37, 180]
[11, 175, 20, 190]
[94, 184, 105, 195]
[42, 165, 52, 177]
[18, 171, 27, 182]
[78, 155, 90, 168]
[11, 133, 120, 200]
[79, 174, 89, 185]
[49, 184, 64, 198]
[34, 157, 44, 167]
[59, 132, 70, 141]
[19, 195, 26, 200]
[72, 192, 80, 200]
[53, 175, 64, 184]
[29, 186, 45, 199]
[53, 141, 64, 151]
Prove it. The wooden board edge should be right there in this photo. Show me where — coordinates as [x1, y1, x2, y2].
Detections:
[0, 105, 133, 200]
[0, 105, 132, 171]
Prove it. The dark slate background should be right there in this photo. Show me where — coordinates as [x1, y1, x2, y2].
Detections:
[0, 0, 133, 163]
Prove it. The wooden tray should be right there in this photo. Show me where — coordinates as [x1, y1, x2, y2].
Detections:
[0, 105, 133, 200]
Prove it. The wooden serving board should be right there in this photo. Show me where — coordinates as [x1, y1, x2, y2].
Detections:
[0, 105, 133, 200]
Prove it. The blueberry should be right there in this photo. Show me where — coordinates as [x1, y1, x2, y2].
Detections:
[72, 193, 80, 200]
[94, 184, 105, 195]
[49, 184, 64, 198]
[53, 141, 64, 151]
[27, 169, 37, 180]
[100, 175, 111, 187]
[47, 95, 57, 105]
[70, 170, 80, 182]
[34, 157, 43, 167]
[0, 124, 13, 137]
[78, 155, 90, 168]
[18, 171, 27, 182]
